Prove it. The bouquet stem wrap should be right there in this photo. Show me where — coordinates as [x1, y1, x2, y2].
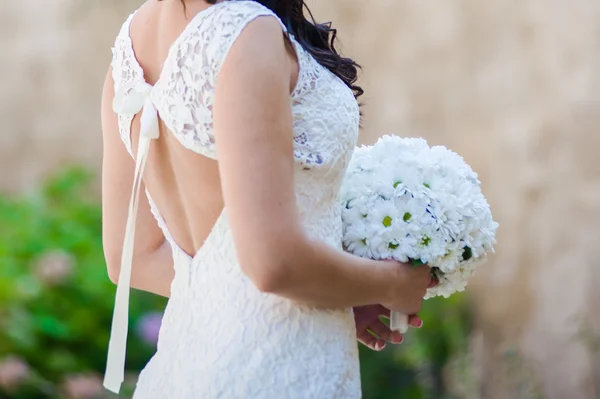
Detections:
[390, 311, 409, 333]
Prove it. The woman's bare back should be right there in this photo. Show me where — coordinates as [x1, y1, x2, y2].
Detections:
[121, 0, 298, 257]
[126, 1, 234, 256]
[104, 0, 301, 261]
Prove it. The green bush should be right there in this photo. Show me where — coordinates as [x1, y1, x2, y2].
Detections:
[0, 167, 473, 399]
[0, 168, 166, 398]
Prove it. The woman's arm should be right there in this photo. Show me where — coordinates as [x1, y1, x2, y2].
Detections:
[214, 17, 430, 311]
[101, 68, 174, 298]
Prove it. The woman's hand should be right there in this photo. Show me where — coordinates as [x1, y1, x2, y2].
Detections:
[353, 305, 423, 351]
[380, 260, 436, 316]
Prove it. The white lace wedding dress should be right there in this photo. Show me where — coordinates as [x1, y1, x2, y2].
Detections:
[104, 1, 362, 398]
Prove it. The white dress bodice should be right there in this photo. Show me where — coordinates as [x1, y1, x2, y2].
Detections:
[105, 1, 362, 397]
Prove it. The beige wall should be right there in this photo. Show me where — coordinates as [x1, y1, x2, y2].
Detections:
[0, 0, 130, 193]
[2, 1, 599, 397]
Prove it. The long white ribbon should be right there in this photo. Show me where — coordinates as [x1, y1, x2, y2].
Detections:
[104, 82, 159, 393]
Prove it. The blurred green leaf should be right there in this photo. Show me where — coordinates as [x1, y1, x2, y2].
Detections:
[0, 167, 167, 399]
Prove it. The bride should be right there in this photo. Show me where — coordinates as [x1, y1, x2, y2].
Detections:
[100, 0, 435, 397]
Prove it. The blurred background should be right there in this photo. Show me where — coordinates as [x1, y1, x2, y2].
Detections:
[1, 0, 599, 398]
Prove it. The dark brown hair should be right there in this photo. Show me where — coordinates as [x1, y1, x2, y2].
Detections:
[164, 0, 363, 99]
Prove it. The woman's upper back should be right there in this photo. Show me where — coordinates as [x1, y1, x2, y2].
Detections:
[110, 0, 361, 254]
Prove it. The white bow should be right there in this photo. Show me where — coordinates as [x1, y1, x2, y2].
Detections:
[113, 81, 160, 140]
[104, 80, 159, 394]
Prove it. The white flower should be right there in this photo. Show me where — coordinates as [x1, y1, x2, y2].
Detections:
[343, 221, 373, 259]
[365, 198, 399, 234]
[387, 229, 417, 262]
[341, 135, 498, 300]
[392, 194, 430, 232]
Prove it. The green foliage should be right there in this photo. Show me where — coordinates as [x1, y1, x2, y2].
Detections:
[0, 167, 473, 399]
[0, 167, 166, 398]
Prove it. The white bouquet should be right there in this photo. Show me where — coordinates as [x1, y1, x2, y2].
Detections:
[341, 135, 498, 332]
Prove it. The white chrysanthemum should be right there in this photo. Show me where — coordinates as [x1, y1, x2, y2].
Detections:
[343, 221, 372, 259]
[341, 135, 498, 300]
[366, 198, 400, 236]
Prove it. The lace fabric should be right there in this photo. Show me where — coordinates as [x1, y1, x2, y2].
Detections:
[108, 1, 362, 397]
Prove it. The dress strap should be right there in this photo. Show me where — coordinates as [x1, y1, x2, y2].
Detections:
[103, 81, 159, 394]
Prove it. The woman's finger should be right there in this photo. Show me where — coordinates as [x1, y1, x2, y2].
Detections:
[428, 277, 440, 288]
[378, 305, 421, 328]
[376, 305, 391, 319]
[368, 320, 404, 344]
[357, 330, 386, 351]
[408, 314, 423, 328]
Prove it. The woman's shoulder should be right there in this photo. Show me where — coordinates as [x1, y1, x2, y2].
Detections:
[186, 1, 291, 65]
[208, 0, 287, 33]
[217, 0, 279, 17]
